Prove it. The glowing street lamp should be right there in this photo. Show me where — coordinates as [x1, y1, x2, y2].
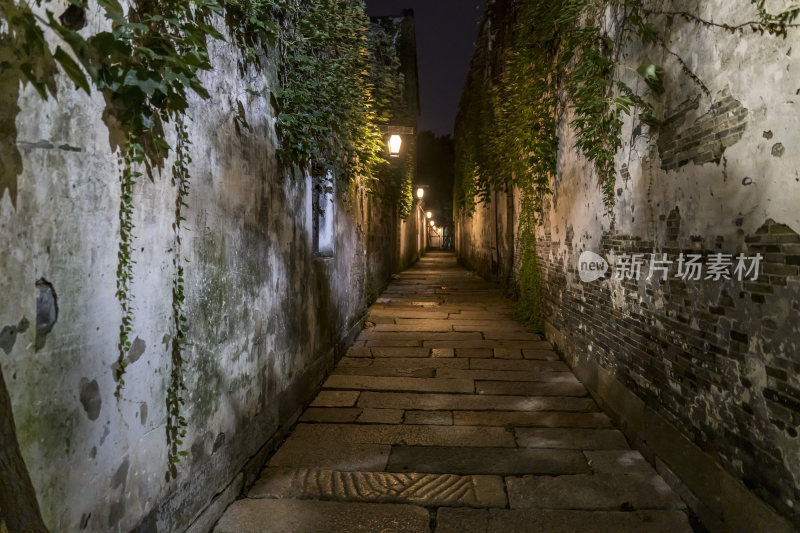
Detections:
[426, 211, 432, 219]
[388, 135, 402, 157]
[416, 187, 424, 199]
[430, 220, 435, 227]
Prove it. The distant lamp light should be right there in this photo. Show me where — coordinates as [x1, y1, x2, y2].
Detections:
[416, 187, 424, 199]
[426, 211, 432, 219]
[430, 220, 435, 227]
[388, 135, 402, 156]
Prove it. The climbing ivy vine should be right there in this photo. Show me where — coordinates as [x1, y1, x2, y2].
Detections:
[113, 138, 142, 398]
[456, 0, 800, 216]
[398, 146, 416, 220]
[270, 0, 410, 221]
[2, 0, 409, 476]
[167, 119, 191, 476]
[454, 0, 799, 330]
[273, 0, 386, 182]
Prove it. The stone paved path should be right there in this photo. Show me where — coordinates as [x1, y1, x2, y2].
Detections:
[215, 252, 693, 533]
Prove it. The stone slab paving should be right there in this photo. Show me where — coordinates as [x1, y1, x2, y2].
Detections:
[215, 499, 430, 533]
[300, 407, 362, 423]
[476, 380, 588, 396]
[289, 422, 517, 447]
[469, 359, 570, 371]
[266, 439, 391, 471]
[386, 446, 590, 476]
[340, 357, 470, 370]
[452, 411, 613, 428]
[516, 428, 630, 449]
[437, 368, 581, 383]
[584, 449, 656, 474]
[310, 390, 360, 407]
[357, 391, 599, 412]
[436, 508, 691, 533]
[506, 473, 685, 510]
[323, 375, 475, 393]
[214, 252, 693, 532]
[250, 468, 507, 508]
[404, 410, 453, 425]
[357, 408, 406, 424]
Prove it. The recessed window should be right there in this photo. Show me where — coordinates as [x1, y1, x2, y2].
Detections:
[312, 175, 335, 257]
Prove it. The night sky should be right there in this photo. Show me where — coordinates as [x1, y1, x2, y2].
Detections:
[366, 0, 486, 136]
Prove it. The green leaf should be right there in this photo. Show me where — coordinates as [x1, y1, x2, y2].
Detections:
[636, 58, 665, 95]
[614, 95, 634, 115]
[638, 22, 659, 45]
[640, 112, 663, 128]
[54, 47, 90, 94]
[19, 65, 51, 99]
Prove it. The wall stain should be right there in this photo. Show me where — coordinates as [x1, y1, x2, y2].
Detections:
[128, 337, 146, 364]
[79, 378, 101, 421]
[111, 457, 129, 490]
[34, 279, 58, 351]
[0, 316, 29, 354]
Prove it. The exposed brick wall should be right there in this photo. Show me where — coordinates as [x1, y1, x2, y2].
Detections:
[537, 218, 800, 524]
[658, 88, 748, 171]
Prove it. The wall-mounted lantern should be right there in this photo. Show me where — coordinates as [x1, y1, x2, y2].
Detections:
[417, 187, 424, 199]
[380, 125, 414, 158]
[388, 135, 403, 157]
[426, 211, 432, 219]
[430, 220, 435, 227]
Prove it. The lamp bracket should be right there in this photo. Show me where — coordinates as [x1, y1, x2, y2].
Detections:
[379, 126, 415, 135]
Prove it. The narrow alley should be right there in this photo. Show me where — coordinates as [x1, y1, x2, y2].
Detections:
[215, 253, 692, 532]
[3, 0, 799, 531]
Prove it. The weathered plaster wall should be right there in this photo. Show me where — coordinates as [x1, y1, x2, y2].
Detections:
[398, 203, 426, 271]
[456, 188, 516, 285]
[456, 0, 799, 529]
[0, 13, 421, 533]
[457, 200, 492, 280]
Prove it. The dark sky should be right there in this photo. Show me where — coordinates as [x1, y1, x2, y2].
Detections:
[366, 0, 486, 136]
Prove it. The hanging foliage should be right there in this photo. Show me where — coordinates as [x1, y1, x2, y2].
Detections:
[166, 119, 191, 478]
[1, 0, 410, 478]
[454, 0, 799, 328]
[455, 0, 799, 216]
[272, 0, 387, 183]
[113, 137, 142, 398]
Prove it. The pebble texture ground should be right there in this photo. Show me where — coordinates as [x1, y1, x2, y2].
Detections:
[214, 252, 693, 532]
